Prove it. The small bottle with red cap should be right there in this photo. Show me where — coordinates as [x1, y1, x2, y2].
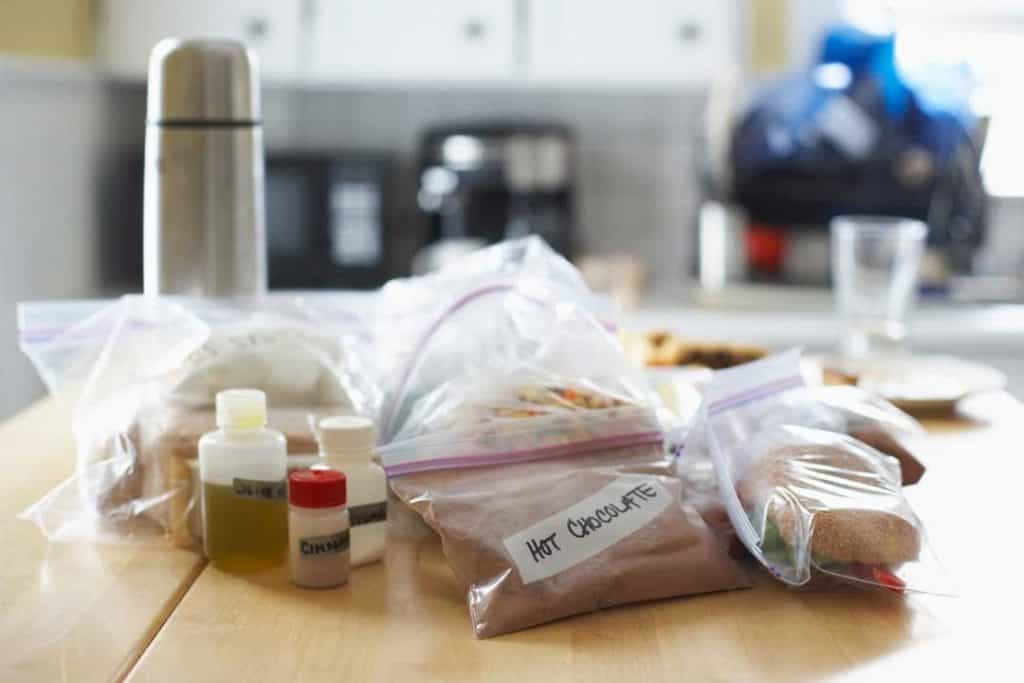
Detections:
[288, 468, 350, 588]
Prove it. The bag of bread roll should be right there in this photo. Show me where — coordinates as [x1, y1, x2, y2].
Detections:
[18, 294, 375, 543]
[699, 350, 950, 593]
[758, 382, 928, 485]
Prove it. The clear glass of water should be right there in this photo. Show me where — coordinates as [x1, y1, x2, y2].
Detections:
[831, 216, 927, 360]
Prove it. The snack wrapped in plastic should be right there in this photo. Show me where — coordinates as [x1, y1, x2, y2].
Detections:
[380, 276, 750, 637]
[368, 236, 615, 443]
[700, 350, 948, 593]
[18, 294, 376, 544]
[759, 382, 927, 485]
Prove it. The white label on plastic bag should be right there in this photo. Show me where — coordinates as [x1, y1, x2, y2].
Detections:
[503, 477, 672, 585]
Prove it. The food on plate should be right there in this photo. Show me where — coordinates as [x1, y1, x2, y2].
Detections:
[623, 330, 767, 369]
[738, 442, 920, 589]
[814, 354, 1007, 417]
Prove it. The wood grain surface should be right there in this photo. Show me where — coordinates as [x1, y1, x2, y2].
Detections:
[131, 393, 1024, 682]
[0, 401, 205, 682]
[3, 394, 1022, 682]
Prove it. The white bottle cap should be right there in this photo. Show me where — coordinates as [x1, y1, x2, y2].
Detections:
[319, 415, 375, 457]
[216, 389, 267, 429]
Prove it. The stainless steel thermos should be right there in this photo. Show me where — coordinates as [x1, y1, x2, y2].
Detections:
[143, 39, 266, 296]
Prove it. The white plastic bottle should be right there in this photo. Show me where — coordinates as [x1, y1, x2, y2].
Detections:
[318, 416, 387, 566]
[199, 389, 288, 572]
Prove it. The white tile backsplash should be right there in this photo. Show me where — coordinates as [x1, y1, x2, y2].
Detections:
[277, 86, 707, 283]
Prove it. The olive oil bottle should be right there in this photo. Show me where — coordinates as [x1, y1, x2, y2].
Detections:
[199, 389, 288, 572]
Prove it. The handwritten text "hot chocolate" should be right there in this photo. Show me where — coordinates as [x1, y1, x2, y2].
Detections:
[524, 483, 661, 563]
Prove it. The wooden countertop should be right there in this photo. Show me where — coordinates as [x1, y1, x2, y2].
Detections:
[2, 394, 1022, 682]
[0, 400, 204, 682]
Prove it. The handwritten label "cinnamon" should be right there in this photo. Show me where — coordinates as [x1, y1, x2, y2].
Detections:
[503, 477, 672, 584]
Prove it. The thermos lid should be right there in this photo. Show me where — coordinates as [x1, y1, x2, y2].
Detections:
[146, 38, 261, 124]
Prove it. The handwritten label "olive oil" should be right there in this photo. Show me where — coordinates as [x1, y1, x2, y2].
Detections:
[503, 477, 672, 584]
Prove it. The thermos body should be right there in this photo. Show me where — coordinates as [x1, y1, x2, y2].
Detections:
[143, 124, 265, 296]
[143, 38, 266, 297]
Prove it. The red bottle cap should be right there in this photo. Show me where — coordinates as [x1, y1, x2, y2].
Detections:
[289, 469, 347, 508]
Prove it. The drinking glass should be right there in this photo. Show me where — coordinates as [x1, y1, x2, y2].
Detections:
[831, 216, 927, 360]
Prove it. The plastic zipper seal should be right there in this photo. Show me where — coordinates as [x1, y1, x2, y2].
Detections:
[381, 413, 663, 477]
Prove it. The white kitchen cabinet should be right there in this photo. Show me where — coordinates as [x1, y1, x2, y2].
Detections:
[526, 0, 737, 86]
[98, 0, 303, 81]
[96, 0, 740, 87]
[307, 0, 518, 83]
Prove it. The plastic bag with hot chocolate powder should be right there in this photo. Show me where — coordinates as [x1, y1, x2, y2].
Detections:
[379, 272, 749, 637]
[389, 433, 749, 637]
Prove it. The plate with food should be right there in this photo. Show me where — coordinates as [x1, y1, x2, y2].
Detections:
[812, 353, 1006, 415]
[623, 330, 768, 421]
[621, 330, 767, 370]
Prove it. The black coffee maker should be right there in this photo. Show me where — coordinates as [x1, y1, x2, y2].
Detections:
[416, 121, 575, 261]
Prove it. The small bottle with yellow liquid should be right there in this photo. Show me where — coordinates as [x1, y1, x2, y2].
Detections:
[199, 389, 288, 571]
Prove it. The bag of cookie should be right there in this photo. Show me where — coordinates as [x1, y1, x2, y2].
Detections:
[698, 350, 949, 593]
[380, 285, 749, 637]
[19, 294, 376, 543]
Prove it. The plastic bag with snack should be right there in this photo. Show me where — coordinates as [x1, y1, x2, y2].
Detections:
[757, 380, 928, 485]
[380, 280, 750, 637]
[18, 294, 376, 544]
[699, 349, 949, 593]
[369, 236, 614, 442]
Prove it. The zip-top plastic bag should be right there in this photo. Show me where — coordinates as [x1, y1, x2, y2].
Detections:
[699, 349, 948, 593]
[671, 363, 927, 557]
[757, 379, 928, 485]
[18, 294, 377, 544]
[369, 236, 615, 443]
[380, 275, 750, 637]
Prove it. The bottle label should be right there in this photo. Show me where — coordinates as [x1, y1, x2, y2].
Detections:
[299, 529, 351, 557]
[502, 477, 672, 585]
[348, 501, 387, 527]
[232, 478, 286, 501]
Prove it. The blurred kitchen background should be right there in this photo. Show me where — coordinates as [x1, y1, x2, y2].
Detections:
[2, 0, 1023, 419]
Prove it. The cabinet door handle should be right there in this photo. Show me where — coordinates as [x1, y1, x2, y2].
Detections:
[677, 21, 702, 44]
[244, 17, 269, 41]
[462, 18, 487, 41]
